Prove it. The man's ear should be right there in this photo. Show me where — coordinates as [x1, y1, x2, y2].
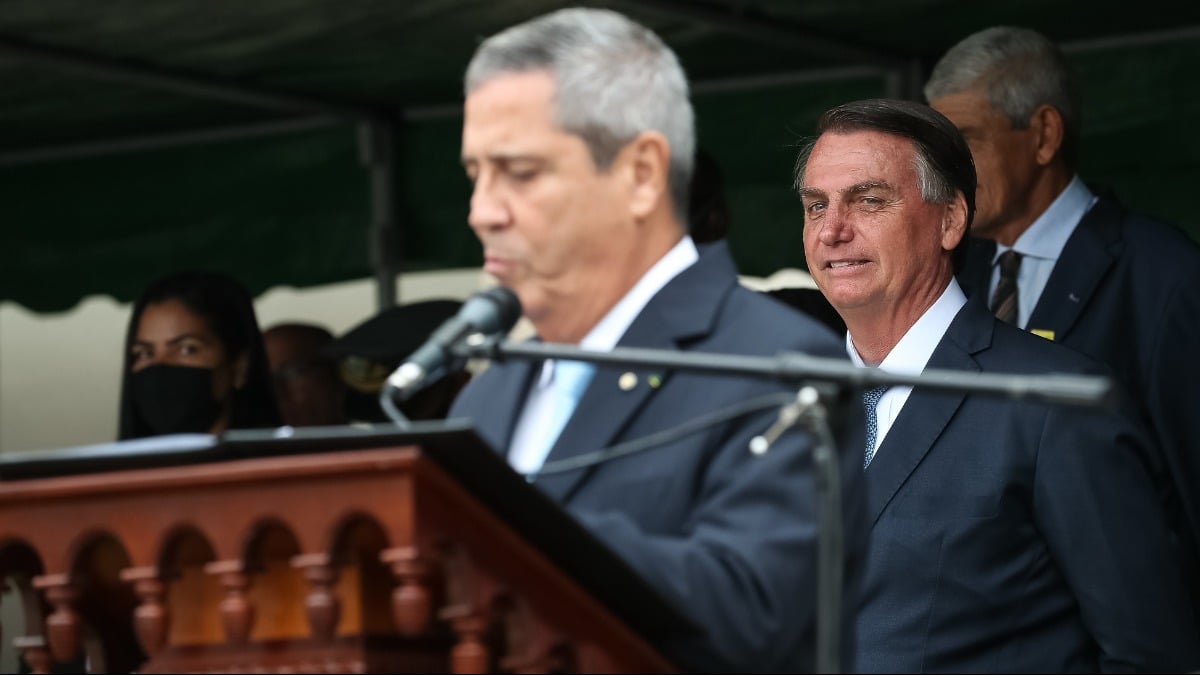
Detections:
[1029, 104, 1066, 166]
[941, 192, 969, 252]
[620, 131, 671, 220]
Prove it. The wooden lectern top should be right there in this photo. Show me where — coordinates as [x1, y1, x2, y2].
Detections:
[0, 422, 694, 673]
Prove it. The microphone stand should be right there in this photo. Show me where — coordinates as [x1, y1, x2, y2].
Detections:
[447, 335, 1112, 674]
[453, 336, 1112, 406]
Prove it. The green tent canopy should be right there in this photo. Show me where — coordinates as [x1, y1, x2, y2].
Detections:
[1, 0, 1197, 313]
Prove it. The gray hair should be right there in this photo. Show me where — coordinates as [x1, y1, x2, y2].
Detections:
[465, 8, 695, 221]
[924, 26, 1081, 168]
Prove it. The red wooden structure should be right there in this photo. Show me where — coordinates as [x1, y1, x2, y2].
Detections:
[0, 440, 675, 673]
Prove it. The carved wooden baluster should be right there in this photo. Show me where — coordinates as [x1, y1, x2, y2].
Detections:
[31, 574, 79, 664]
[497, 597, 575, 674]
[381, 546, 433, 636]
[204, 560, 255, 645]
[440, 604, 490, 674]
[291, 553, 340, 642]
[119, 566, 169, 656]
[12, 635, 52, 675]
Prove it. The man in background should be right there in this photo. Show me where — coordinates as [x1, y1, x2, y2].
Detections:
[796, 97, 1197, 671]
[263, 322, 345, 427]
[926, 26, 1200, 610]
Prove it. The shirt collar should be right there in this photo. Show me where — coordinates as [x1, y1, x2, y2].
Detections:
[846, 279, 967, 373]
[996, 175, 1096, 263]
[537, 235, 699, 386]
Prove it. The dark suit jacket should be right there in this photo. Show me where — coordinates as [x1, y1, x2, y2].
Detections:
[960, 194, 1200, 605]
[450, 242, 867, 673]
[858, 296, 1199, 672]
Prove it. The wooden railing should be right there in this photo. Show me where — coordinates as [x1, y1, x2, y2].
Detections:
[0, 445, 674, 673]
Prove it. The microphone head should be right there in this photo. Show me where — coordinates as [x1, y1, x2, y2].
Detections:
[466, 286, 522, 335]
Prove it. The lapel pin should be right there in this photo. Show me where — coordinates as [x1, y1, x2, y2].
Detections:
[648, 373, 663, 389]
[618, 372, 638, 391]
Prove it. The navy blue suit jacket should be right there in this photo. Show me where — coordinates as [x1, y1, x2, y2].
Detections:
[450, 243, 867, 673]
[960, 194, 1200, 605]
[857, 296, 1199, 672]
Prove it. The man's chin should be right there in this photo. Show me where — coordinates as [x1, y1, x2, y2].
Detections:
[822, 289, 875, 316]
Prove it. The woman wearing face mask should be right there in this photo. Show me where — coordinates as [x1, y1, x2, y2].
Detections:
[117, 270, 281, 440]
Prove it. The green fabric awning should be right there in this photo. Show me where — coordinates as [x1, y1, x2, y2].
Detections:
[1, 1, 1197, 312]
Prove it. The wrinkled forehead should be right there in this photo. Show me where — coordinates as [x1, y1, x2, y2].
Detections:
[802, 130, 918, 190]
[462, 72, 561, 145]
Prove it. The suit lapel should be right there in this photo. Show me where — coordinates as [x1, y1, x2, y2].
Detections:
[532, 242, 735, 502]
[1026, 195, 1122, 339]
[866, 300, 989, 526]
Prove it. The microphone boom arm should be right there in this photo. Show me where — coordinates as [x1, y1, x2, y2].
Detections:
[453, 336, 1113, 408]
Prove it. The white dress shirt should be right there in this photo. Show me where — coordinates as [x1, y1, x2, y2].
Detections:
[989, 175, 1098, 328]
[507, 236, 700, 473]
[847, 280, 967, 456]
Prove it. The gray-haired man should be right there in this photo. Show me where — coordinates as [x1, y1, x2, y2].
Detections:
[449, 8, 865, 672]
[928, 27, 1200, 619]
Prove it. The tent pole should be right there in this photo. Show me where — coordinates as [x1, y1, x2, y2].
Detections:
[359, 121, 400, 310]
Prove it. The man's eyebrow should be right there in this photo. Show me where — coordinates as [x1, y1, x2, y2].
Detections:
[799, 181, 894, 200]
[461, 152, 543, 165]
[848, 180, 892, 194]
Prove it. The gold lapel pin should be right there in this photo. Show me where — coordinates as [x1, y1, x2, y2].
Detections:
[618, 372, 638, 391]
[647, 373, 663, 389]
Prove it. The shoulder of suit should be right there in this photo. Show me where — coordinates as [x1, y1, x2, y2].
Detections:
[718, 283, 845, 356]
[1094, 198, 1200, 274]
[988, 318, 1110, 376]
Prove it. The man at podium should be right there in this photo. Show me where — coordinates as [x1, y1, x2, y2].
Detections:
[450, 8, 866, 672]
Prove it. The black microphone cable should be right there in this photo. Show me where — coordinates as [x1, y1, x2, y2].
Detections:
[380, 385, 413, 427]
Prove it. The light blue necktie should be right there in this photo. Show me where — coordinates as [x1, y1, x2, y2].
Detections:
[863, 386, 889, 469]
[528, 359, 595, 473]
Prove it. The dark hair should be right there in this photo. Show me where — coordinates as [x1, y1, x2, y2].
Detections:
[117, 270, 281, 440]
[688, 148, 732, 244]
[794, 98, 977, 273]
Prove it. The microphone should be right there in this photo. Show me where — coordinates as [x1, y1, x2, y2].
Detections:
[385, 286, 522, 399]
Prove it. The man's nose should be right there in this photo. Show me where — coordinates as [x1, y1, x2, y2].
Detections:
[468, 176, 509, 232]
[816, 206, 852, 246]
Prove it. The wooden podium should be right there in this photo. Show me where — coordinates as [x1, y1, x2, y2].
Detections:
[0, 423, 688, 673]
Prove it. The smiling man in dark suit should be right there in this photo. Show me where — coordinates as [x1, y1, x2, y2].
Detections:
[448, 8, 865, 673]
[796, 97, 1198, 671]
[927, 27, 1200, 613]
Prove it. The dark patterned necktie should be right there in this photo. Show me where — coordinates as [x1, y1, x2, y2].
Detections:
[863, 386, 889, 469]
[990, 250, 1023, 324]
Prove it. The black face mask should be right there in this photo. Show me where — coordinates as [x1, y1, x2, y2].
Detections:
[130, 364, 223, 436]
